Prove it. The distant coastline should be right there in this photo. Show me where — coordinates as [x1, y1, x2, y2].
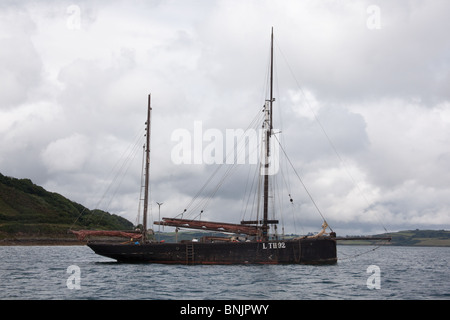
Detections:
[2, 173, 449, 247]
[0, 237, 84, 246]
[1, 229, 449, 247]
[0, 239, 83, 246]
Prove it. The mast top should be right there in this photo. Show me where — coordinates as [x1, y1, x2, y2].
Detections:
[142, 94, 152, 241]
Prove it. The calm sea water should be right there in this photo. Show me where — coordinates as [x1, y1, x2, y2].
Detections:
[0, 245, 448, 300]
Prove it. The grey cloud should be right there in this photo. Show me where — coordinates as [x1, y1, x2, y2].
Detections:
[0, 36, 42, 109]
[1, 0, 450, 234]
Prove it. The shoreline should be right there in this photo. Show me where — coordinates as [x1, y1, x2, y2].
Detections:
[0, 238, 85, 246]
[1, 238, 449, 247]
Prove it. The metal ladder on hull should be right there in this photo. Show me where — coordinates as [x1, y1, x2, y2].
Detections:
[186, 243, 194, 265]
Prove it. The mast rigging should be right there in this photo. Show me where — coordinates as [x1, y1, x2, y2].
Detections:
[142, 94, 152, 241]
[262, 27, 275, 241]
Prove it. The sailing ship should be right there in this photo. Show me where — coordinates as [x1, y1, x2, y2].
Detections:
[71, 29, 387, 264]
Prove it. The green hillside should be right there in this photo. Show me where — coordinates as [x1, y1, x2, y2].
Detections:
[1, 172, 449, 247]
[337, 229, 450, 246]
[0, 173, 133, 240]
[153, 229, 450, 246]
[380, 229, 450, 246]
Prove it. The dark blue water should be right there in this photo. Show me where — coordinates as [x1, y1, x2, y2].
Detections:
[0, 245, 448, 300]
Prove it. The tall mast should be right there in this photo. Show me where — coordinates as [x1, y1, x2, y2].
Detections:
[270, 27, 274, 131]
[262, 27, 274, 241]
[142, 94, 152, 241]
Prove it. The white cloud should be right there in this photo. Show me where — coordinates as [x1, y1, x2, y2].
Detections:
[352, 99, 450, 188]
[0, 35, 42, 108]
[41, 133, 90, 172]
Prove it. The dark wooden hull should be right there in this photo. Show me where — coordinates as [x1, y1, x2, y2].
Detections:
[87, 238, 337, 265]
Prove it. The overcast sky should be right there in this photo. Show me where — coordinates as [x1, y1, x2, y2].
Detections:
[1, 0, 450, 236]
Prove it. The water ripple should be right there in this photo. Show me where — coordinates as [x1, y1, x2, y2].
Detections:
[0, 245, 448, 300]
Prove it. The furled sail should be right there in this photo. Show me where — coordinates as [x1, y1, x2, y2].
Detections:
[71, 230, 142, 241]
[154, 218, 261, 236]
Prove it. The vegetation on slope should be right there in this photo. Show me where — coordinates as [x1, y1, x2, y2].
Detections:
[380, 229, 450, 246]
[153, 229, 450, 246]
[0, 173, 133, 239]
[1, 173, 449, 246]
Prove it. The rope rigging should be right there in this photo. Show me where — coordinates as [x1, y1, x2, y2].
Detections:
[174, 108, 266, 220]
[168, 35, 389, 246]
[171, 38, 333, 236]
[273, 133, 332, 231]
[70, 125, 146, 230]
[275, 37, 389, 235]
